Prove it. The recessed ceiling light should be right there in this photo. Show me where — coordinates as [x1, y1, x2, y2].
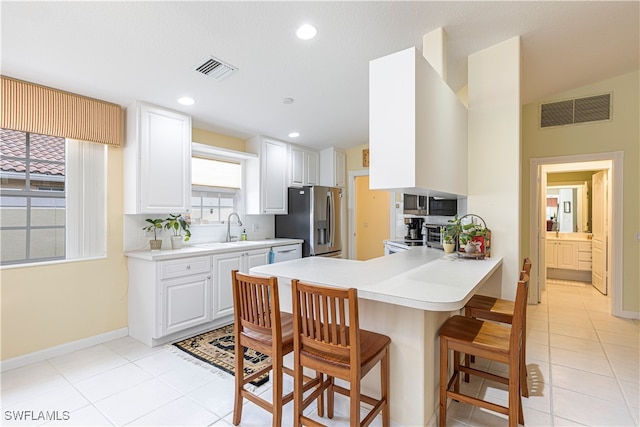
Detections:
[288, 132, 300, 138]
[296, 24, 317, 40]
[178, 96, 195, 106]
[283, 97, 294, 104]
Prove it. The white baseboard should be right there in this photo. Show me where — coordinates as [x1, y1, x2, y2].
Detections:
[620, 309, 640, 320]
[1, 327, 129, 372]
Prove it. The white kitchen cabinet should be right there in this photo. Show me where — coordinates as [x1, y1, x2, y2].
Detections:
[124, 102, 192, 214]
[245, 136, 288, 214]
[369, 47, 467, 196]
[211, 248, 270, 319]
[128, 255, 212, 346]
[545, 241, 557, 268]
[546, 239, 591, 271]
[290, 145, 319, 187]
[577, 241, 592, 271]
[556, 241, 576, 269]
[319, 147, 346, 188]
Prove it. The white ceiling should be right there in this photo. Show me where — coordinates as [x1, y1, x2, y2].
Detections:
[1, 1, 638, 150]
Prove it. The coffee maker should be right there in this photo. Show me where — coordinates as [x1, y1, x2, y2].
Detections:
[404, 217, 424, 240]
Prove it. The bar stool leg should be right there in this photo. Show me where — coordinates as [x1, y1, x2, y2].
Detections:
[381, 347, 390, 427]
[439, 337, 448, 427]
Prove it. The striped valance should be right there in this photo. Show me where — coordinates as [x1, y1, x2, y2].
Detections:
[1, 76, 123, 147]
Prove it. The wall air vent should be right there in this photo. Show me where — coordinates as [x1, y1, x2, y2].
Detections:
[540, 93, 611, 128]
[194, 56, 237, 81]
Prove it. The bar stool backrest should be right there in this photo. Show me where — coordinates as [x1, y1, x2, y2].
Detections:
[232, 270, 282, 342]
[292, 280, 361, 375]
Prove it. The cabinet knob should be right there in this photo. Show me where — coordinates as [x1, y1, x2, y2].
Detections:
[186, 265, 191, 269]
[207, 275, 211, 280]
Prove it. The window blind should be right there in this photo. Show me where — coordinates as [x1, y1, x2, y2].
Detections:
[1, 76, 123, 147]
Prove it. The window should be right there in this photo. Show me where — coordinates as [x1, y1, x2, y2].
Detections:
[190, 157, 241, 224]
[0, 128, 106, 266]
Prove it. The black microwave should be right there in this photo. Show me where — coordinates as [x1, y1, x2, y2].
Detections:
[404, 194, 457, 216]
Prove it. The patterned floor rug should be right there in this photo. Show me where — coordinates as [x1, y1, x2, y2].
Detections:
[172, 324, 271, 386]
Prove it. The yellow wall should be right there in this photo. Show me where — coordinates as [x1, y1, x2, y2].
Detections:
[521, 70, 640, 313]
[192, 128, 246, 151]
[346, 144, 370, 173]
[1, 146, 128, 360]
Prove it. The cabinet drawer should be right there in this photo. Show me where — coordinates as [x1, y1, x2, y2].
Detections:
[578, 251, 592, 261]
[160, 256, 211, 279]
[578, 242, 592, 252]
[578, 261, 592, 271]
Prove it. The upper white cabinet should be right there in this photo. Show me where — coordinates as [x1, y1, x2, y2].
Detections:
[245, 136, 288, 214]
[319, 147, 346, 188]
[369, 47, 467, 197]
[124, 102, 192, 214]
[290, 145, 319, 187]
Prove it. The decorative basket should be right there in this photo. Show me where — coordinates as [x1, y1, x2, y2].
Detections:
[457, 214, 490, 259]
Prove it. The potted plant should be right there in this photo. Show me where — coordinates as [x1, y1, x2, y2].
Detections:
[443, 216, 460, 253]
[459, 223, 487, 253]
[164, 213, 191, 249]
[143, 218, 165, 250]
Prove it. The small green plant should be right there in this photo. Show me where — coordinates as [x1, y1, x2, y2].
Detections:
[444, 215, 461, 244]
[164, 213, 191, 241]
[143, 218, 164, 240]
[459, 222, 487, 245]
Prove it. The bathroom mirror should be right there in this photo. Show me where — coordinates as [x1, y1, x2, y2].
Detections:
[546, 183, 590, 233]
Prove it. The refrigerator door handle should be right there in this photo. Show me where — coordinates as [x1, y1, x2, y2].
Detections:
[327, 191, 334, 247]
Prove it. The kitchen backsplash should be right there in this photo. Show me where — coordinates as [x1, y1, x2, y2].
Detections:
[124, 214, 275, 251]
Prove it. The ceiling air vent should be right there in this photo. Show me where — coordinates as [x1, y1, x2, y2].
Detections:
[194, 56, 237, 81]
[540, 93, 611, 128]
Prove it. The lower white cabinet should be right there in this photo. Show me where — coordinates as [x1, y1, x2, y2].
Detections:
[128, 255, 212, 346]
[160, 273, 211, 337]
[128, 245, 278, 346]
[212, 248, 270, 319]
[546, 240, 592, 271]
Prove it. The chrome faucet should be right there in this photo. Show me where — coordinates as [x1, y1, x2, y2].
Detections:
[226, 212, 243, 242]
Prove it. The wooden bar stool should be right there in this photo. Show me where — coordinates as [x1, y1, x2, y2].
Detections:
[291, 279, 391, 427]
[439, 274, 529, 427]
[231, 271, 323, 426]
[463, 258, 532, 397]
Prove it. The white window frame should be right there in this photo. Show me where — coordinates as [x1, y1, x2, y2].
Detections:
[190, 143, 256, 225]
[0, 132, 107, 267]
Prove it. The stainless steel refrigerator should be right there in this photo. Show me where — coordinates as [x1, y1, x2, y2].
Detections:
[275, 186, 342, 257]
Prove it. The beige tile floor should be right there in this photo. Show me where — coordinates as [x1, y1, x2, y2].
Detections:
[1, 279, 638, 426]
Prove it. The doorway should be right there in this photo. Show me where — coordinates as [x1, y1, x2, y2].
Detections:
[350, 173, 390, 260]
[530, 152, 623, 316]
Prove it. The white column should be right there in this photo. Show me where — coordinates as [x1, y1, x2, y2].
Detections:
[468, 36, 521, 299]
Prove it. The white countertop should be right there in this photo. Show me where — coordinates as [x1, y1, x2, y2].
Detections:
[124, 238, 303, 261]
[250, 247, 502, 311]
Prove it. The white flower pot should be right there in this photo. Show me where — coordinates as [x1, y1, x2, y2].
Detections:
[170, 235, 183, 249]
[149, 239, 162, 251]
[443, 242, 456, 253]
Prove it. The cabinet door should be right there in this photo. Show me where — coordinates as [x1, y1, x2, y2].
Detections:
[262, 139, 288, 214]
[545, 241, 557, 268]
[556, 241, 577, 269]
[306, 151, 319, 185]
[212, 252, 242, 320]
[334, 150, 346, 187]
[139, 104, 191, 213]
[243, 249, 270, 273]
[290, 147, 305, 186]
[159, 273, 211, 337]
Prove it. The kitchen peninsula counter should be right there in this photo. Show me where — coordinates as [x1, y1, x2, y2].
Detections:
[250, 248, 503, 426]
[251, 247, 502, 311]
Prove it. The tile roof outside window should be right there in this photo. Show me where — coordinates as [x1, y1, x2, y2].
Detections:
[0, 129, 65, 176]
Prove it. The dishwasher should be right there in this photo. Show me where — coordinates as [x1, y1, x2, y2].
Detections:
[269, 244, 302, 263]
